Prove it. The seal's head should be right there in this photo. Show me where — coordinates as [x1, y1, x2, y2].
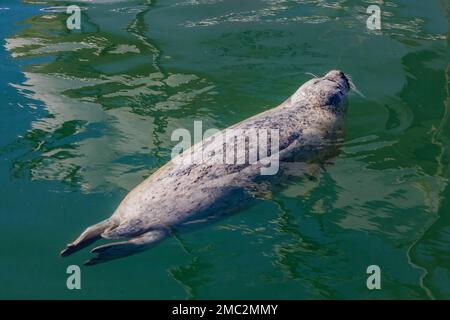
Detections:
[293, 70, 351, 113]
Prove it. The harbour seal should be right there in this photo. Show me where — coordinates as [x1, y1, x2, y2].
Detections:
[61, 70, 351, 265]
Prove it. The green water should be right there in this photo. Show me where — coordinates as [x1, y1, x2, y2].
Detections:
[0, 0, 449, 299]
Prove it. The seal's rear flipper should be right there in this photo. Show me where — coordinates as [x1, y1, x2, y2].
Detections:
[84, 229, 167, 266]
[60, 219, 118, 257]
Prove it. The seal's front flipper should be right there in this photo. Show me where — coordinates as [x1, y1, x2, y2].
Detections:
[84, 229, 167, 266]
[60, 219, 118, 257]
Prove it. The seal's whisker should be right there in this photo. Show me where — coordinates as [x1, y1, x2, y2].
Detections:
[305, 72, 319, 78]
[346, 74, 365, 98]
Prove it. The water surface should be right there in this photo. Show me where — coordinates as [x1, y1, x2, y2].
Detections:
[0, 0, 449, 299]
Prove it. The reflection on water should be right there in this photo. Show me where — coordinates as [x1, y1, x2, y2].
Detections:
[5, 0, 218, 192]
[168, 234, 214, 300]
[1, 0, 449, 298]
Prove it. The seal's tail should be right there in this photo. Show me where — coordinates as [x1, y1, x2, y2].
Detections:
[60, 219, 118, 257]
[84, 229, 167, 266]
